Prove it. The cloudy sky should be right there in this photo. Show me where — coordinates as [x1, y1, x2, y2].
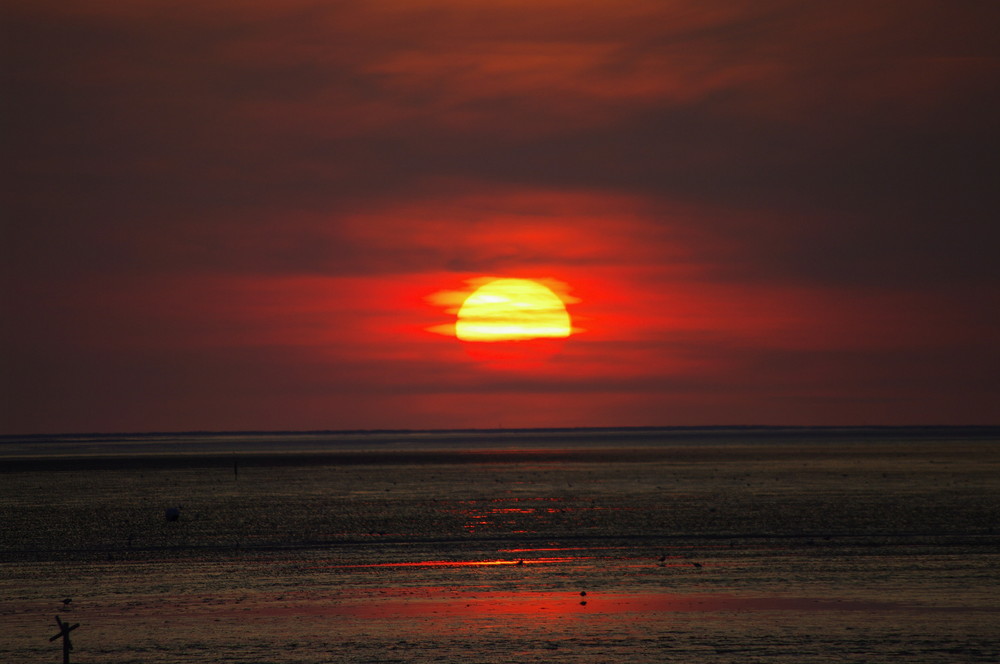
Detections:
[3, 1, 999, 434]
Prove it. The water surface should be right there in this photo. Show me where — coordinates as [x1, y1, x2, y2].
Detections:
[2, 427, 998, 662]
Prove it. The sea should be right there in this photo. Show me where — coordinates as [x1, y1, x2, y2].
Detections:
[1, 426, 998, 663]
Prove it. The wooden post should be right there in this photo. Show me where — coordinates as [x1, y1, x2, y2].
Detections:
[49, 616, 79, 664]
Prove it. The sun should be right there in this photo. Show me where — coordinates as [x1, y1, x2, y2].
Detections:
[455, 278, 573, 342]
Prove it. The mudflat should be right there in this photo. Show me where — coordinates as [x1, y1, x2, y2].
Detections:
[2, 428, 999, 662]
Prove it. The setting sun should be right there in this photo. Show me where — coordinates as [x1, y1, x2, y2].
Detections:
[455, 278, 572, 342]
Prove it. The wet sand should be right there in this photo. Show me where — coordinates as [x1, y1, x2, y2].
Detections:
[2, 428, 999, 662]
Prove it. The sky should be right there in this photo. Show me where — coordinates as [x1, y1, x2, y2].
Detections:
[3, 0, 999, 434]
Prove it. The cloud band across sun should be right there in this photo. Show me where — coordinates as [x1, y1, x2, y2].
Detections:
[429, 277, 579, 343]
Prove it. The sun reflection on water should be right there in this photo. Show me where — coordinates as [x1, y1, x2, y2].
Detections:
[314, 556, 586, 569]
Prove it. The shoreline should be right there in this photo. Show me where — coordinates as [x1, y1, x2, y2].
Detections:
[2, 426, 998, 471]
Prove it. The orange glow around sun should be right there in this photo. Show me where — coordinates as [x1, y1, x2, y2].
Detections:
[455, 278, 572, 342]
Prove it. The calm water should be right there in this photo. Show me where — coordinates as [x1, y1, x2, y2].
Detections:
[2, 427, 999, 662]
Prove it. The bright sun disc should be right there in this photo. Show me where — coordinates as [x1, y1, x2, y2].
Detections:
[456, 278, 572, 342]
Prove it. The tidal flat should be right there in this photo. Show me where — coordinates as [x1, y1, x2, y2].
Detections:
[2, 428, 999, 662]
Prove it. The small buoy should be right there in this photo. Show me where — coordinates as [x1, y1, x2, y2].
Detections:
[165, 507, 181, 522]
[62, 598, 72, 606]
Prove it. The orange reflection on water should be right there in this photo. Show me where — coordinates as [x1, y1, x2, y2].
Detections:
[499, 546, 622, 553]
[322, 557, 584, 569]
[456, 497, 569, 533]
[332, 591, 940, 622]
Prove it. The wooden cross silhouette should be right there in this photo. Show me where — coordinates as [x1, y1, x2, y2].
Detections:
[49, 616, 79, 664]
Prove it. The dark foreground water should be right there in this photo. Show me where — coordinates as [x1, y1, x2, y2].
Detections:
[2, 427, 999, 663]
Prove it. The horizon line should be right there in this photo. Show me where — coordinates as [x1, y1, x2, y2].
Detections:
[3, 423, 999, 441]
